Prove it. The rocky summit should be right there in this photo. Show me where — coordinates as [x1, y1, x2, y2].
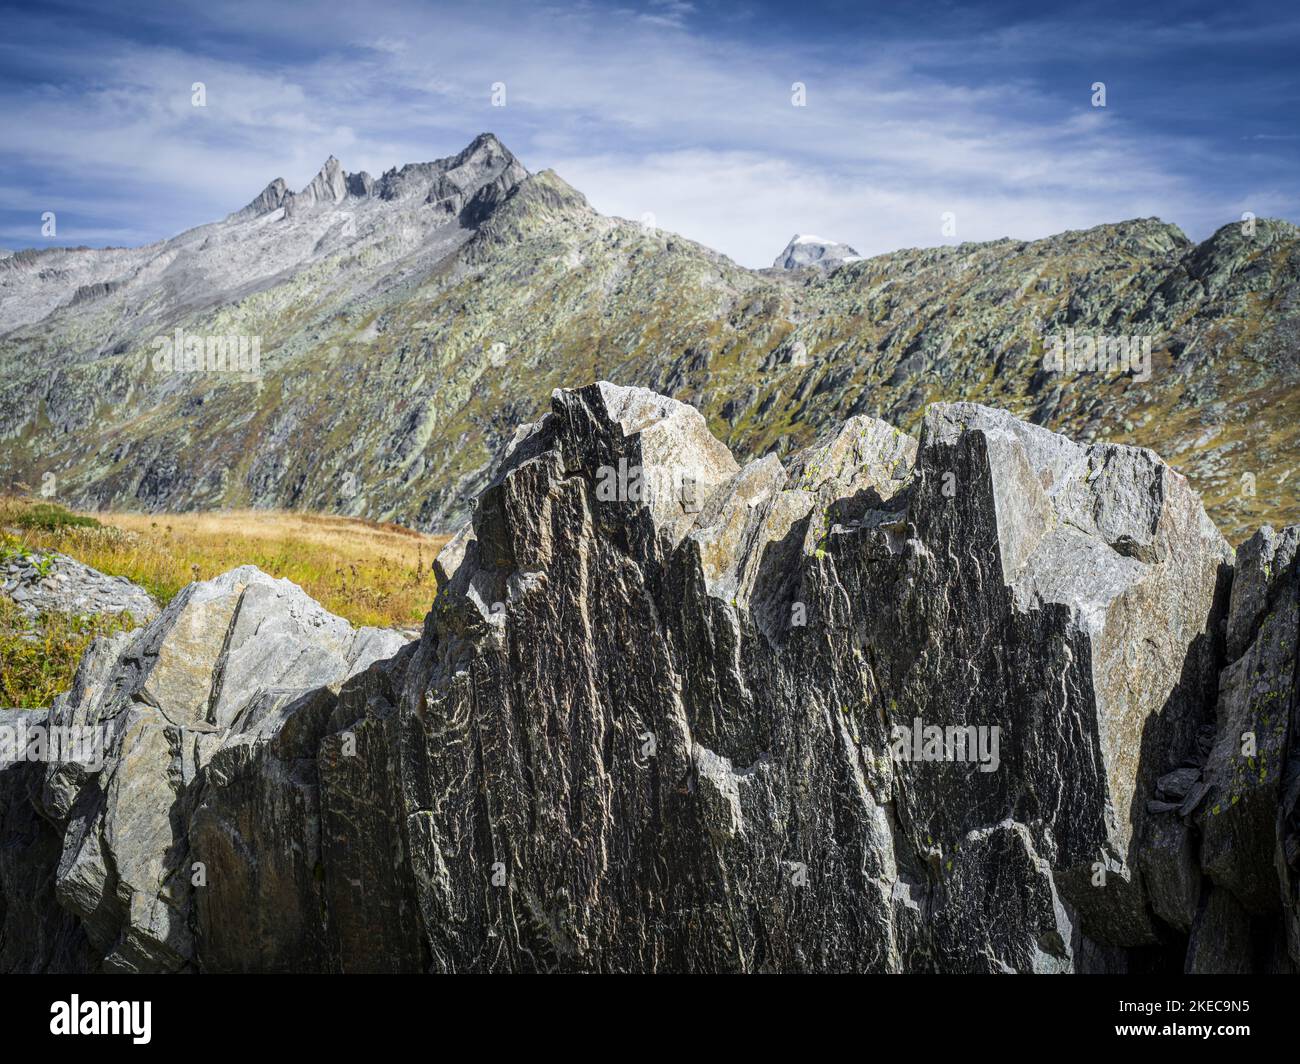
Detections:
[2, 382, 1296, 973]
[0, 134, 1298, 543]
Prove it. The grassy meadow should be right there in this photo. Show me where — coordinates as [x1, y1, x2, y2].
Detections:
[1, 496, 449, 707]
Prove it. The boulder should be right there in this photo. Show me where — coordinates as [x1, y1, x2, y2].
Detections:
[1195, 525, 1300, 967]
[3, 566, 408, 972]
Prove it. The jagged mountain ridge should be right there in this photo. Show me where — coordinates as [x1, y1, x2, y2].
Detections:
[0, 132, 1297, 540]
[0, 133, 525, 335]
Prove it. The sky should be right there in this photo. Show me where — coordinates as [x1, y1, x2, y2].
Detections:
[1, 0, 1297, 267]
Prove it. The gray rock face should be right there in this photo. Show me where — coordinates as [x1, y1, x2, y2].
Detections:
[1, 549, 158, 621]
[2, 384, 1298, 973]
[0, 133, 529, 341]
[0, 707, 93, 972]
[231, 178, 290, 222]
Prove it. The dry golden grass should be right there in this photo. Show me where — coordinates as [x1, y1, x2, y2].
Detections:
[1, 496, 449, 629]
[0, 596, 137, 708]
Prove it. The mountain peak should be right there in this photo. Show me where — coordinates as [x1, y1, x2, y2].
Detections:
[445, 132, 520, 179]
[466, 132, 505, 153]
[232, 176, 291, 220]
[774, 233, 863, 270]
[299, 155, 348, 206]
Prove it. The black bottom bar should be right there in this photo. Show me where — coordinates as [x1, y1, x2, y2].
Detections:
[0, 973, 1285, 1051]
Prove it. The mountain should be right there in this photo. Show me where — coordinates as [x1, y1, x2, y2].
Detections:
[772, 233, 864, 270]
[1, 132, 1298, 541]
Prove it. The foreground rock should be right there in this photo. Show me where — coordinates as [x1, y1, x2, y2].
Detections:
[1183, 526, 1300, 971]
[1, 549, 158, 622]
[0, 567, 408, 972]
[3, 383, 1298, 972]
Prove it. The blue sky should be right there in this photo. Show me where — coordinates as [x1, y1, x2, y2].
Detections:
[2, 0, 1296, 266]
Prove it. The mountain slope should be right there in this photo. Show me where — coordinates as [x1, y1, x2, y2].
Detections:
[1, 133, 1297, 540]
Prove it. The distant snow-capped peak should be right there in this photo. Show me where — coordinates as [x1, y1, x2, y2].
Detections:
[774, 233, 864, 270]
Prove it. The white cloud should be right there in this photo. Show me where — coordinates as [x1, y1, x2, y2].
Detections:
[553, 147, 1212, 267]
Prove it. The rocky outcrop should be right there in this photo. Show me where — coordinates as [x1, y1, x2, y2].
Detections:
[1184, 525, 1300, 971]
[299, 156, 349, 208]
[231, 177, 290, 221]
[2, 384, 1298, 972]
[231, 134, 528, 224]
[0, 707, 91, 972]
[391, 383, 1238, 971]
[1, 549, 158, 621]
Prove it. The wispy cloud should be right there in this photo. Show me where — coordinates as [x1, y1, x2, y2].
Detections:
[1, 0, 1295, 264]
[636, 0, 698, 30]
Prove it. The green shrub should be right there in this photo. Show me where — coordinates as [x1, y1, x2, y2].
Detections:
[13, 503, 102, 533]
